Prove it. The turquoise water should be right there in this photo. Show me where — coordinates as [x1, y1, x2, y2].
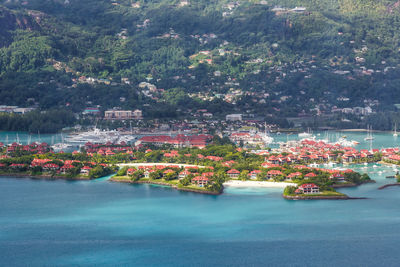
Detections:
[0, 131, 64, 144]
[1, 163, 400, 266]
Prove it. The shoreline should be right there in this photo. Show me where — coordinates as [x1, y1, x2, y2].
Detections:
[109, 177, 221, 195]
[378, 183, 400, 190]
[223, 180, 296, 188]
[283, 194, 367, 200]
[0, 173, 92, 181]
[332, 180, 376, 188]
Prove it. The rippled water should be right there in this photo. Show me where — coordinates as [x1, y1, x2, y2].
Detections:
[1, 162, 400, 266]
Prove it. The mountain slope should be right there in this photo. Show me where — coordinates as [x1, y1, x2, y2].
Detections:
[1, 0, 400, 129]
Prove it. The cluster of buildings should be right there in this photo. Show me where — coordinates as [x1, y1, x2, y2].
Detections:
[0, 106, 36, 114]
[104, 109, 143, 120]
[4, 142, 51, 154]
[226, 164, 350, 184]
[126, 164, 214, 187]
[268, 139, 379, 164]
[0, 157, 107, 177]
[136, 134, 213, 149]
[83, 142, 134, 156]
[229, 132, 264, 147]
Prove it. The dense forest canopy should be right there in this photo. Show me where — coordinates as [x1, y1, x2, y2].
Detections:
[1, 0, 400, 129]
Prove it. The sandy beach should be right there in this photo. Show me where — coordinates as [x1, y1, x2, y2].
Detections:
[223, 180, 296, 188]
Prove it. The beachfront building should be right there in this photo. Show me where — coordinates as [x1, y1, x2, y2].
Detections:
[286, 172, 302, 181]
[295, 183, 320, 194]
[267, 170, 283, 179]
[42, 163, 60, 172]
[248, 170, 262, 180]
[179, 170, 191, 180]
[80, 166, 92, 176]
[60, 164, 74, 174]
[192, 176, 209, 187]
[330, 173, 346, 182]
[227, 169, 240, 179]
[127, 168, 136, 176]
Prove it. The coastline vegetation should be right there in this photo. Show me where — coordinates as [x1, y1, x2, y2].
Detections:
[0, 140, 374, 196]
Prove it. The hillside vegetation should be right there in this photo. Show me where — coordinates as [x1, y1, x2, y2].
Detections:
[1, 0, 400, 129]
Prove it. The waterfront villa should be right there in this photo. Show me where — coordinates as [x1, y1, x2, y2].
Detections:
[248, 170, 262, 180]
[267, 170, 283, 179]
[330, 173, 346, 182]
[287, 172, 302, 180]
[127, 168, 136, 176]
[80, 166, 92, 176]
[60, 164, 74, 174]
[295, 183, 320, 194]
[227, 169, 240, 178]
[179, 170, 191, 180]
[42, 163, 59, 172]
[192, 176, 209, 187]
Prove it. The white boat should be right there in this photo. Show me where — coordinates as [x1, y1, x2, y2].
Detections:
[334, 137, 356, 147]
[298, 128, 314, 138]
[51, 143, 75, 152]
[261, 123, 274, 146]
[394, 123, 398, 137]
[299, 132, 313, 138]
[364, 125, 374, 141]
[65, 128, 135, 144]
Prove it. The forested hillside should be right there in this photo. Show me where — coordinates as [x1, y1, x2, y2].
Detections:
[1, 0, 400, 129]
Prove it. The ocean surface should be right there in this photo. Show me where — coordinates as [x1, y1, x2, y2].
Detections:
[1, 131, 400, 266]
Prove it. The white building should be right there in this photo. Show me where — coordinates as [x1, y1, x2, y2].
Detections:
[226, 114, 242, 121]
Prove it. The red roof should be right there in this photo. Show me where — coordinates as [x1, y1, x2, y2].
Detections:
[299, 183, 319, 189]
[305, 173, 317, 177]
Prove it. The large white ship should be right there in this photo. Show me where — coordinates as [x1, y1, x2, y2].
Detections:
[65, 128, 136, 144]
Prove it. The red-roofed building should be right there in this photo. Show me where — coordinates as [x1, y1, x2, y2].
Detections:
[267, 170, 283, 179]
[227, 169, 240, 178]
[249, 170, 262, 180]
[297, 183, 319, 194]
[287, 172, 302, 180]
[80, 166, 92, 176]
[43, 163, 60, 171]
[60, 164, 74, 174]
[192, 176, 209, 187]
[330, 173, 346, 182]
[137, 134, 212, 149]
[179, 170, 191, 180]
[305, 172, 317, 178]
[127, 168, 136, 176]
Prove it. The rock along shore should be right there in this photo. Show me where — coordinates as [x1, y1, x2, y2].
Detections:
[283, 194, 367, 200]
[378, 183, 400, 190]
